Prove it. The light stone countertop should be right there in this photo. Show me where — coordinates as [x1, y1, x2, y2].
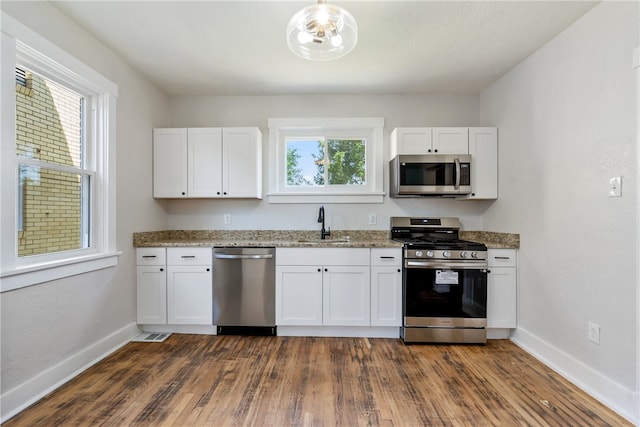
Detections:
[133, 230, 402, 248]
[459, 231, 520, 249]
[133, 230, 520, 249]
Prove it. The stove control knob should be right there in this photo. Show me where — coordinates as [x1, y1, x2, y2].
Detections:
[460, 251, 468, 258]
[426, 251, 434, 258]
[415, 250, 423, 257]
[471, 252, 478, 258]
[443, 251, 451, 258]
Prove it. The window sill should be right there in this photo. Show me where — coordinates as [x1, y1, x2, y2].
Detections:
[0, 251, 121, 293]
[267, 192, 385, 204]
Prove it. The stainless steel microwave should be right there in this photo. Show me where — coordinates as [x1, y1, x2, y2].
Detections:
[389, 154, 472, 197]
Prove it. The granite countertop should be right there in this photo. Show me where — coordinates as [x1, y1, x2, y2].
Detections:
[133, 230, 403, 248]
[459, 231, 520, 249]
[133, 230, 520, 249]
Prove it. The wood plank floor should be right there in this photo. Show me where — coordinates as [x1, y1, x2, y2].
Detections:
[4, 335, 631, 426]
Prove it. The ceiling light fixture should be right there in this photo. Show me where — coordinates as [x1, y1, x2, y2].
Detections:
[286, 0, 358, 61]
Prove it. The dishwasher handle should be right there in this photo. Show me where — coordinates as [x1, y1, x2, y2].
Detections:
[214, 253, 273, 260]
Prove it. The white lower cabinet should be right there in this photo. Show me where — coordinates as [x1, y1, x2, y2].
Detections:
[276, 265, 323, 325]
[275, 248, 372, 327]
[136, 247, 213, 325]
[167, 265, 213, 325]
[323, 266, 370, 326]
[137, 265, 167, 324]
[486, 249, 517, 328]
[370, 248, 402, 327]
[136, 248, 167, 324]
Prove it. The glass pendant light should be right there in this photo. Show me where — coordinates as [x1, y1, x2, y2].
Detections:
[286, 0, 358, 61]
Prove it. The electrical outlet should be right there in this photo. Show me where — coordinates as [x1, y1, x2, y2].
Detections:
[588, 321, 600, 344]
[224, 213, 232, 225]
[368, 213, 377, 225]
[608, 176, 622, 197]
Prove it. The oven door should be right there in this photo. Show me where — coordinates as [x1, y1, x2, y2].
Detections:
[403, 261, 487, 329]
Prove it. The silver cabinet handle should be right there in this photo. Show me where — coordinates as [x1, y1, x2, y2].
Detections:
[181, 255, 196, 259]
[494, 256, 511, 260]
[214, 253, 273, 260]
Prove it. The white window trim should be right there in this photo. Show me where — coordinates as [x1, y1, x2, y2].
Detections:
[268, 117, 385, 203]
[0, 12, 120, 292]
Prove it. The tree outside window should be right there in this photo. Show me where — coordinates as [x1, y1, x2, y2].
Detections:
[286, 137, 366, 188]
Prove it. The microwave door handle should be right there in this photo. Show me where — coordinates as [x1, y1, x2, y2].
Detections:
[454, 157, 461, 190]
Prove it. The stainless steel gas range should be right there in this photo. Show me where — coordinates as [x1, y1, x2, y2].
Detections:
[391, 217, 488, 344]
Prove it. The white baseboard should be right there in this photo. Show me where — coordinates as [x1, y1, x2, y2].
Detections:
[511, 327, 638, 424]
[0, 322, 139, 423]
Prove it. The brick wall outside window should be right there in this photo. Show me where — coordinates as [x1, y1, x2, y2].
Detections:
[16, 71, 84, 257]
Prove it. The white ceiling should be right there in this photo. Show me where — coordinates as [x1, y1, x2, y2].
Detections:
[51, 1, 599, 97]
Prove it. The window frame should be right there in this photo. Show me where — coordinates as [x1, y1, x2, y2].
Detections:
[268, 117, 384, 203]
[1, 12, 120, 292]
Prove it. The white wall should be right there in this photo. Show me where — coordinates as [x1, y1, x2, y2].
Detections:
[165, 95, 492, 231]
[479, 1, 639, 421]
[0, 2, 170, 421]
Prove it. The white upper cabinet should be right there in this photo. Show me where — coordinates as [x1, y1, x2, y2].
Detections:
[459, 127, 498, 200]
[390, 128, 432, 156]
[153, 128, 188, 197]
[153, 127, 262, 199]
[391, 127, 469, 156]
[223, 127, 262, 198]
[187, 128, 223, 197]
[432, 127, 469, 154]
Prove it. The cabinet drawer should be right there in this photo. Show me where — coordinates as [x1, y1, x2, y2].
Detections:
[488, 249, 517, 268]
[167, 247, 212, 265]
[370, 248, 402, 266]
[276, 248, 370, 266]
[136, 248, 166, 265]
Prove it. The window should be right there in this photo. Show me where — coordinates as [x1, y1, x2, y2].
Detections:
[286, 137, 366, 187]
[1, 13, 119, 292]
[16, 69, 90, 257]
[269, 118, 384, 203]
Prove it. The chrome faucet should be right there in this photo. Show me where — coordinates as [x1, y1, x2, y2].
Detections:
[317, 206, 331, 240]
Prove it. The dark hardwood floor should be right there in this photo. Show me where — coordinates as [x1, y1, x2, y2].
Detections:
[3, 335, 631, 426]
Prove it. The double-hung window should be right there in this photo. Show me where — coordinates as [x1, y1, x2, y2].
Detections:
[268, 118, 384, 203]
[1, 13, 118, 292]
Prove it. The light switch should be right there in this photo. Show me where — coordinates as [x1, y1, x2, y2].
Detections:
[608, 177, 622, 197]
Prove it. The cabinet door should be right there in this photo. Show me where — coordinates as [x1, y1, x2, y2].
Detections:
[467, 127, 498, 199]
[432, 127, 469, 154]
[153, 128, 188, 198]
[370, 266, 402, 326]
[276, 266, 323, 326]
[167, 266, 213, 325]
[222, 127, 262, 198]
[136, 265, 167, 324]
[188, 128, 223, 197]
[487, 267, 517, 328]
[391, 127, 432, 155]
[323, 266, 370, 326]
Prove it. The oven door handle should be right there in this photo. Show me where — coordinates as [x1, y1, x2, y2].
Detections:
[405, 260, 488, 270]
[454, 157, 461, 190]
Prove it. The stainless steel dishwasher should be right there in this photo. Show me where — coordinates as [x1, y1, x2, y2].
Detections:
[213, 247, 276, 335]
